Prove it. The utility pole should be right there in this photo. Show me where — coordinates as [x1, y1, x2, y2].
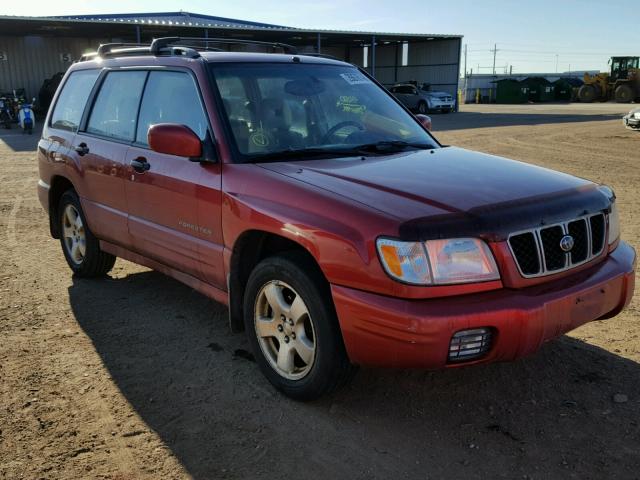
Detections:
[491, 43, 498, 75]
[555, 54, 559, 73]
[463, 44, 468, 98]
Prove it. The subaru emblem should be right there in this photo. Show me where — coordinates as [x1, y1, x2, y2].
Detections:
[559, 235, 574, 252]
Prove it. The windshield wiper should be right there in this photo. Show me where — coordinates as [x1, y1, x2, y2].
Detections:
[249, 146, 369, 163]
[248, 141, 434, 163]
[354, 141, 434, 153]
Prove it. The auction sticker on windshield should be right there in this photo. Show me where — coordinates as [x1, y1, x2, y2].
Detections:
[340, 72, 370, 85]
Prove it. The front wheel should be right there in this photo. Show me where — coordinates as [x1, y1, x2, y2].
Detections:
[243, 252, 355, 400]
[578, 85, 596, 102]
[615, 84, 634, 103]
[58, 190, 116, 277]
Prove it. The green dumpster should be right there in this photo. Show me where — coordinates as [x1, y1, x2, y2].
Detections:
[521, 77, 554, 102]
[495, 79, 528, 104]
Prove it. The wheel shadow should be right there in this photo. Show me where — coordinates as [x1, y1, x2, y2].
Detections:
[68, 270, 640, 479]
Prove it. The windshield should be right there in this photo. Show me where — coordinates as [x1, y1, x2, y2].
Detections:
[209, 62, 437, 161]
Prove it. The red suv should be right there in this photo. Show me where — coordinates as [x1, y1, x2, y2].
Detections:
[38, 38, 636, 400]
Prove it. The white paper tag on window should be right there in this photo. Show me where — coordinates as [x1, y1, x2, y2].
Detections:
[340, 72, 370, 85]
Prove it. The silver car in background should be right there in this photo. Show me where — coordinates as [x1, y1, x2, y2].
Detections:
[389, 83, 455, 114]
[623, 107, 640, 131]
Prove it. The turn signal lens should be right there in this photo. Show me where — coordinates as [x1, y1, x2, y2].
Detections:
[376, 239, 432, 285]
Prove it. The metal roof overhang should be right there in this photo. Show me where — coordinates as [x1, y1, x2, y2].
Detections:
[0, 16, 462, 47]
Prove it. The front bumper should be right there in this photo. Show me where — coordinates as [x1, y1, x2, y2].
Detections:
[623, 115, 640, 130]
[332, 241, 635, 368]
[430, 101, 455, 110]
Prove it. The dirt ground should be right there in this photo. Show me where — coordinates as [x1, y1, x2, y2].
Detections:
[1, 103, 639, 480]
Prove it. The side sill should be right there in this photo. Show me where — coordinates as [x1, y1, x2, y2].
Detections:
[99, 240, 230, 307]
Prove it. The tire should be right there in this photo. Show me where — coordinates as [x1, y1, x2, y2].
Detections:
[578, 85, 597, 103]
[243, 252, 355, 400]
[615, 84, 634, 103]
[417, 101, 428, 114]
[58, 190, 116, 277]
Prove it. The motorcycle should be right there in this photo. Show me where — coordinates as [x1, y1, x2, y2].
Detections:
[17, 97, 36, 134]
[0, 96, 12, 129]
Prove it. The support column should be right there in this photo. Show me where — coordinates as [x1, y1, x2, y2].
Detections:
[135, 25, 141, 44]
[371, 35, 376, 78]
[317, 32, 321, 53]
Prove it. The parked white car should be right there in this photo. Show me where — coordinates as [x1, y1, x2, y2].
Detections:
[389, 83, 455, 114]
[623, 107, 640, 131]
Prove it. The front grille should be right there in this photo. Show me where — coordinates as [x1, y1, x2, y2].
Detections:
[508, 213, 606, 278]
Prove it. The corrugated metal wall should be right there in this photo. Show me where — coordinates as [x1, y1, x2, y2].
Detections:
[0, 36, 108, 98]
[0, 34, 460, 100]
[359, 39, 460, 95]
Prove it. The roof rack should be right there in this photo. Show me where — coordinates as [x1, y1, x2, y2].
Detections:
[149, 37, 299, 55]
[302, 52, 340, 61]
[80, 37, 300, 62]
[96, 42, 148, 56]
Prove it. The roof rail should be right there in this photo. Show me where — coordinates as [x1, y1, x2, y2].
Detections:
[302, 52, 340, 61]
[96, 43, 148, 56]
[150, 36, 298, 55]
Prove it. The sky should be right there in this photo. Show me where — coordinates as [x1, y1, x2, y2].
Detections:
[3, 0, 637, 74]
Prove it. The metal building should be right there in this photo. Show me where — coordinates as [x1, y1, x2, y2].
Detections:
[0, 11, 462, 100]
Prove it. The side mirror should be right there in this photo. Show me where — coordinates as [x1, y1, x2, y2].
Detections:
[148, 123, 202, 159]
[415, 114, 432, 131]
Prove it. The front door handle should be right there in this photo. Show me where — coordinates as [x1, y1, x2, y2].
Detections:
[131, 157, 150, 173]
[74, 142, 89, 156]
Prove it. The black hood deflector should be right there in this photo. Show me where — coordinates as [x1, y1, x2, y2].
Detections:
[399, 186, 613, 242]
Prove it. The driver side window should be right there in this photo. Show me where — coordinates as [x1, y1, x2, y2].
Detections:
[135, 71, 209, 146]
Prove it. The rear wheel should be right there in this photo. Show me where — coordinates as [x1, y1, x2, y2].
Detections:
[578, 85, 597, 103]
[58, 190, 115, 277]
[243, 252, 355, 400]
[615, 84, 634, 103]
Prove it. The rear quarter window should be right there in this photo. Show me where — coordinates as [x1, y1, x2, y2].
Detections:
[50, 69, 100, 132]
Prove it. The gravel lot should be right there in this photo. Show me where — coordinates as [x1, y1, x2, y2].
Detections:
[1, 103, 639, 479]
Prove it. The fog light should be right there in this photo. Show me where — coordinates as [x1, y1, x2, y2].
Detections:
[448, 328, 493, 362]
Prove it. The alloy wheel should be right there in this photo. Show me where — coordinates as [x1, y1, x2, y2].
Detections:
[254, 280, 316, 380]
[62, 204, 86, 265]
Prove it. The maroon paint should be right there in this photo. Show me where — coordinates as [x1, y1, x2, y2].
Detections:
[148, 123, 203, 158]
[37, 53, 636, 370]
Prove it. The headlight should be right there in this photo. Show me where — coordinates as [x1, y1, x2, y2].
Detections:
[376, 237, 500, 285]
[376, 239, 431, 285]
[608, 202, 620, 245]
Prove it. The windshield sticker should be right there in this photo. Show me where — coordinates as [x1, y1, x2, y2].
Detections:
[340, 72, 370, 85]
[250, 130, 270, 148]
[337, 96, 366, 114]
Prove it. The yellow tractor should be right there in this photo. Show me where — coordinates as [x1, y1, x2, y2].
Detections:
[578, 56, 640, 103]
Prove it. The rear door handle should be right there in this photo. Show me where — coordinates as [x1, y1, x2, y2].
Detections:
[131, 157, 151, 173]
[74, 142, 89, 156]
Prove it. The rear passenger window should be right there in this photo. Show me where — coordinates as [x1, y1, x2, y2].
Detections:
[87, 71, 147, 141]
[135, 71, 209, 145]
[50, 70, 100, 132]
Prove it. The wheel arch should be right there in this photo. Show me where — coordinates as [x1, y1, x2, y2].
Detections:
[48, 175, 75, 238]
[227, 229, 328, 333]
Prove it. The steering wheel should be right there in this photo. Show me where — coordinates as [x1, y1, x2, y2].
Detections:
[321, 120, 365, 144]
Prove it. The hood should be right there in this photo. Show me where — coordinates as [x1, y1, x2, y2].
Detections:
[259, 147, 610, 241]
[424, 91, 451, 99]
